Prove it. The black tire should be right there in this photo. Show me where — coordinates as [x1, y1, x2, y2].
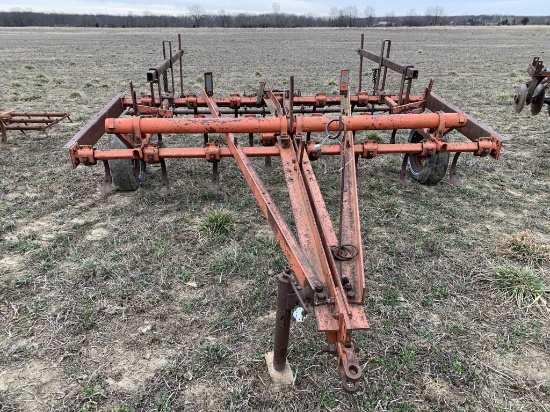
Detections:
[407, 130, 450, 185]
[108, 135, 142, 191]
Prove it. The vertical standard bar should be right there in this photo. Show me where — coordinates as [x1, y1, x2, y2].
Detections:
[358, 34, 364, 92]
[169, 42, 176, 94]
[178, 34, 184, 97]
[0, 119, 8, 145]
[273, 269, 292, 371]
[380, 40, 391, 91]
[289, 76, 294, 136]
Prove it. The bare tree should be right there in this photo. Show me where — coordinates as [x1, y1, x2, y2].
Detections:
[188, 4, 205, 28]
[217, 9, 230, 28]
[386, 10, 397, 27]
[142, 10, 153, 28]
[272, 2, 282, 27]
[425, 5, 445, 26]
[329, 6, 339, 26]
[403, 8, 420, 26]
[344, 5, 358, 27]
[364, 6, 375, 27]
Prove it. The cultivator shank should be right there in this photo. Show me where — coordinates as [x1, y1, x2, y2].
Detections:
[65, 35, 503, 392]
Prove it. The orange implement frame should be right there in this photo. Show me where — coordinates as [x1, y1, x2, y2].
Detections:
[65, 35, 504, 392]
[0, 111, 70, 146]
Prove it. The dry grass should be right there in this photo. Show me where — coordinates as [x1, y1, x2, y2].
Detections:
[502, 231, 550, 265]
[1, 26, 550, 412]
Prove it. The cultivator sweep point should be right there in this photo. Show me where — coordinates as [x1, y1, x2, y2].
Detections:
[65, 34, 503, 392]
[514, 57, 550, 116]
[0, 110, 70, 146]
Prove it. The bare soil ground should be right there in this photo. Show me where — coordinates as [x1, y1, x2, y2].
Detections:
[0, 26, 549, 412]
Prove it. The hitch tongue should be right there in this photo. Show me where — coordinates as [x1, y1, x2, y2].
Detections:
[338, 342, 362, 393]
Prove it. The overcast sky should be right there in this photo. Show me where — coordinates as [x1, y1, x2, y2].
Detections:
[1, 0, 548, 17]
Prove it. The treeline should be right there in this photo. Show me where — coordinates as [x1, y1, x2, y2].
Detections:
[0, 10, 549, 28]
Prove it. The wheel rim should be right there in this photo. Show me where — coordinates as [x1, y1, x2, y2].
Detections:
[408, 130, 425, 173]
[409, 153, 426, 173]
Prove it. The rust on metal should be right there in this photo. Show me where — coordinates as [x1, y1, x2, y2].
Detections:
[65, 35, 505, 392]
[1, 111, 70, 146]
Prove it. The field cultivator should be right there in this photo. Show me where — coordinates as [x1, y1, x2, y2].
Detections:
[514, 57, 550, 116]
[65, 35, 503, 392]
[0, 110, 70, 146]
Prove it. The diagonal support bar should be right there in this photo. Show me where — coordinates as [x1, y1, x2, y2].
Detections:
[201, 90, 322, 290]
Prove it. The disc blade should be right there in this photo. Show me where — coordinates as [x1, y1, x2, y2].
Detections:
[514, 83, 528, 113]
[530, 83, 545, 115]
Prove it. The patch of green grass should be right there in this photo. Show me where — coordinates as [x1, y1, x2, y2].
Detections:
[69, 91, 81, 98]
[479, 265, 548, 308]
[72, 221, 95, 230]
[154, 391, 173, 410]
[153, 235, 169, 257]
[22, 93, 42, 101]
[497, 92, 514, 101]
[316, 387, 335, 408]
[198, 209, 234, 237]
[229, 386, 248, 409]
[211, 249, 243, 281]
[178, 271, 192, 282]
[23, 64, 34, 70]
[365, 131, 385, 143]
[14, 274, 35, 288]
[208, 134, 225, 144]
[383, 287, 400, 306]
[36, 73, 48, 83]
[2, 238, 39, 253]
[200, 343, 228, 364]
[452, 360, 467, 375]
[80, 308, 95, 329]
[431, 286, 449, 299]
[181, 299, 197, 313]
[82, 383, 101, 400]
[450, 323, 465, 335]
[378, 200, 401, 220]
[399, 344, 417, 363]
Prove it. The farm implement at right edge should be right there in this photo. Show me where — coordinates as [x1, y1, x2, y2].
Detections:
[65, 34, 504, 393]
[514, 57, 550, 116]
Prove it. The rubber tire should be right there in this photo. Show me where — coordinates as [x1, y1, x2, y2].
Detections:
[407, 130, 450, 185]
[108, 135, 140, 191]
